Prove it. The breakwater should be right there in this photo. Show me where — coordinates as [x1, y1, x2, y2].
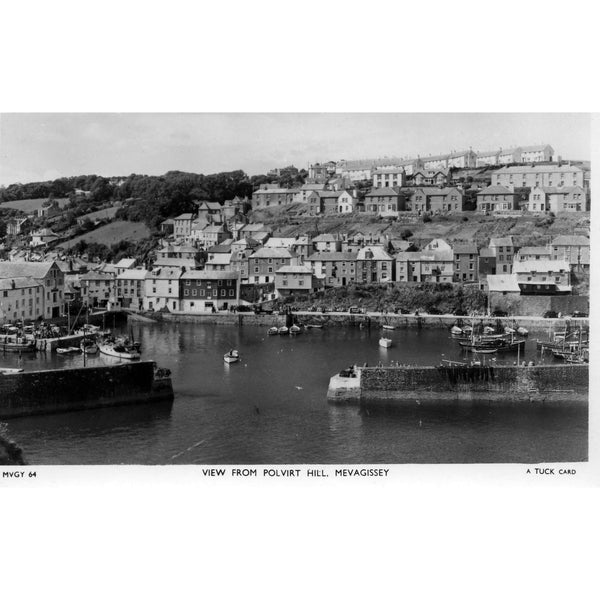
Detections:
[0, 361, 174, 418]
[328, 363, 588, 406]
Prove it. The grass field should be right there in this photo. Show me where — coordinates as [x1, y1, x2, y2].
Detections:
[0, 197, 71, 213]
[57, 220, 151, 248]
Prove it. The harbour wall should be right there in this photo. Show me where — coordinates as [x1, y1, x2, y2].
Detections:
[148, 311, 587, 334]
[328, 364, 589, 406]
[0, 361, 174, 418]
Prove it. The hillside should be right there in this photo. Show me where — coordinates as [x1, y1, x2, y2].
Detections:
[56, 220, 152, 248]
[0, 197, 70, 213]
[250, 205, 590, 248]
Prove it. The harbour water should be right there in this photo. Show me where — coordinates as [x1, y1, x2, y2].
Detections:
[0, 322, 588, 464]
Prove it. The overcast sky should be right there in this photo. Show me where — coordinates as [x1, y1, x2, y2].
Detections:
[0, 113, 591, 186]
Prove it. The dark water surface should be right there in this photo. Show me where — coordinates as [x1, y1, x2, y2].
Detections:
[1, 322, 588, 464]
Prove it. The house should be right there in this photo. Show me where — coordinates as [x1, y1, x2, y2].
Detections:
[274, 265, 319, 298]
[527, 186, 588, 213]
[489, 237, 517, 274]
[424, 239, 452, 253]
[452, 243, 478, 283]
[152, 257, 199, 270]
[478, 248, 497, 289]
[422, 150, 477, 170]
[476, 150, 501, 167]
[515, 246, 552, 262]
[306, 191, 323, 215]
[160, 218, 175, 235]
[115, 269, 149, 310]
[290, 236, 313, 262]
[239, 223, 272, 241]
[156, 244, 198, 261]
[191, 224, 231, 248]
[304, 252, 358, 287]
[173, 213, 196, 241]
[295, 183, 327, 203]
[143, 267, 184, 312]
[395, 250, 453, 283]
[372, 167, 405, 188]
[426, 188, 465, 213]
[337, 190, 358, 214]
[476, 185, 520, 212]
[412, 169, 450, 187]
[491, 164, 584, 189]
[406, 188, 430, 212]
[251, 187, 298, 209]
[196, 201, 223, 225]
[204, 252, 234, 272]
[356, 246, 395, 283]
[317, 190, 342, 214]
[80, 272, 115, 309]
[513, 260, 571, 295]
[486, 274, 521, 306]
[264, 237, 296, 250]
[30, 228, 59, 247]
[247, 247, 298, 284]
[312, 234, 342, 253]
[363, 187, 406, 216]
[114, 258, 137, 274]
[497, 147, 523, 164]
[549, 235, 590, 271]
[180, 270, 239, 312]
[6, 218, 29, 236]
[0, 261, 65, 318]
[0, 277, 45, 322]
[519, 144, 554, 163]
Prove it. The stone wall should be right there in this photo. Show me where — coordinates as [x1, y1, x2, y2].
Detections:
[490, 293, 589, 317]
[357, 364, 588, 406]
[0, 361, 173, 418]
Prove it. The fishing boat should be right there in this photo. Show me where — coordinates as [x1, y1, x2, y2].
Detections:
[0, 340, 36, 353]
[80, 339, 99, 355]
[98, 342, 141, 360]
[379, 337, 392, 348]
[289, 324, 302, 335]
[56, 346, 80, 355]
[278, 326, 289, 335]
[267, 326, 279, 336]
[223, 349, 240, 364]
[0, 367, 24, 374]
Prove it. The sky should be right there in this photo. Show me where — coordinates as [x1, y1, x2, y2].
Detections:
[0, 113, 591, 186]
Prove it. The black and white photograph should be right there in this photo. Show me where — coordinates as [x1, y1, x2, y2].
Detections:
[1, 4, 598, 600]
[0, 113, 591, 466]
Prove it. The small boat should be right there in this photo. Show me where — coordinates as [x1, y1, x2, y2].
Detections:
[305, 324, 323, 329]
[56, 346, 80, 355]
[450, 325, 463, 336]
[516, 327, 529, 336]
[267, 327, 279, 336]
[80, 339, 99, 355]
[379, 337, 393, 348]
[1, 340, 36, 353]
[278, 326, 289, 335]
[98, 342, 141, 360]
[483, 326, 496, 335]
[382, 324, 396, 330]
[472, 347, 498, 355]
[504, 326, 516, 334]
[289, 325, 302, 335]
[0, 367, 24, 374]
[224, 349, 240, 364]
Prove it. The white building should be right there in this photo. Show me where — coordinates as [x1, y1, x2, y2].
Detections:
[144, 267, 183, 312]
[0, 277, 45, 322]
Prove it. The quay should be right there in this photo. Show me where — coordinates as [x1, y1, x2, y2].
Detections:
[327, 363, 589, 406]
[0, 361, 174, 418]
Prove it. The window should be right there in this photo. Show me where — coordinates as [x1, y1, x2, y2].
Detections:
[186, 279, 191, 286]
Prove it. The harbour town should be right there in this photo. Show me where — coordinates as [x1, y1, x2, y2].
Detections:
[0, 115, 590, 464]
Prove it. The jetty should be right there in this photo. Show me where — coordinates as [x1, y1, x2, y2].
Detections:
[0, 361, 174, 418]
[327, 363, 588, 406]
